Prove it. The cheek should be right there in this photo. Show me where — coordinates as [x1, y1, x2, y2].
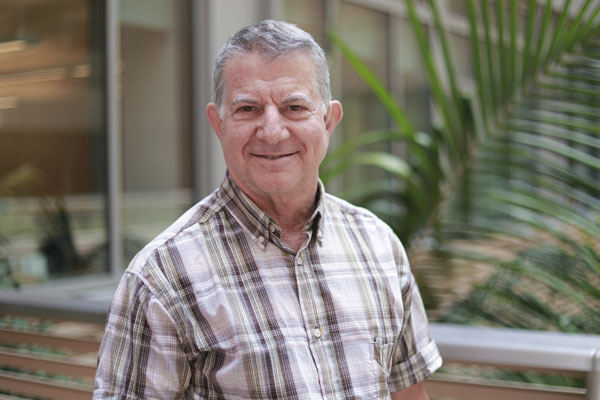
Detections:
[299, 120, 329, 149]
[317, 140, 329, 162]
[220, 138, 246, 167]
[316, 130, 331, 157]
[221, 124, 251, 153]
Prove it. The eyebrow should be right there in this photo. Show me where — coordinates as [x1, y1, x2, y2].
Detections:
[282, 95, 315, 110]
[229, 97, 258, 111]
[229, 94, 316, 111]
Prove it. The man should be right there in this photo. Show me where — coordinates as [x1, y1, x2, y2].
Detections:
[94, 20, 441, 399]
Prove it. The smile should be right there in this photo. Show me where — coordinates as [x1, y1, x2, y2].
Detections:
[255, 152, 296, 159]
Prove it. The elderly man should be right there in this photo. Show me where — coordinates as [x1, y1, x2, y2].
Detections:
[94, 20, 441, 399]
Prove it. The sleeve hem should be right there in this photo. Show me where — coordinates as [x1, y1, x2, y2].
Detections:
[387, 339, 443, 392]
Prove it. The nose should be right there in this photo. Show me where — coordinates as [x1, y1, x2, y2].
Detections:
[256, 105, 289, 144]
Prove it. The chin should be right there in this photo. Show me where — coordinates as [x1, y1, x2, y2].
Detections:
[256, 179, 297, 195]
[234, 169, 315, 198]
[253, 173, 303, 195]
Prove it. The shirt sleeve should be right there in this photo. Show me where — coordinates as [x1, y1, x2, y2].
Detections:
[387, 243, 442, 392]
[94, 272, 191, 399]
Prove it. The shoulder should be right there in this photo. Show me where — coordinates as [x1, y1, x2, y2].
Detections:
[125, 189, 226, 280]
[322, 192, 408, 265]
[107, 190, 230, 352]
[323, 192, 393, 231]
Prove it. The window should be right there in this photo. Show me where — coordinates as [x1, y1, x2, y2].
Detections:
[337, 3, 390, 192]
[119, 0, 193, 258]
[0, 0, 107, 285]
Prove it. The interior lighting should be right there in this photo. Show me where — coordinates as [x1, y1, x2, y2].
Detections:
[0, 67, 67, 87]
[0, 40, 27, 54]
[72, 64, 92, 78]
[0, 96, 18, 109]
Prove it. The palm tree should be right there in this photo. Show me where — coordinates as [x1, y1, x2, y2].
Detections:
[322, 0, 600, 333]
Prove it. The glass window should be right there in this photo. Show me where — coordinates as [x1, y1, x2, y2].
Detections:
[119, 0, 193, 259]
[391, 18, 431, 134]
[0, 0, 107, 286]
[447, 32, 474, 92]
[446, 0, 467, 17]
[336, 3, 389, 190]
[282, 0, 326, 45]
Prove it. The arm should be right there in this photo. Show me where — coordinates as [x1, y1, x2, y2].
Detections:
[387, 235, 442, 395]
[391, 382, 429, 400]
[94, 273, 191, 398]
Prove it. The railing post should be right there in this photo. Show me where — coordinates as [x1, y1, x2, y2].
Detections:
[588, 349, 600, 400]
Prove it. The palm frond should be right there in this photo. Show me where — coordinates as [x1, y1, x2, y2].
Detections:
[325, 0, 600, 332]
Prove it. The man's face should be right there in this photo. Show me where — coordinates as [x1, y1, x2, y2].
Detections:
[206, 51, 342, 204]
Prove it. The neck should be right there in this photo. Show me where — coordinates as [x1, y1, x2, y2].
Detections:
[245, 185, 318, 252]
[256, 189, 316, 231]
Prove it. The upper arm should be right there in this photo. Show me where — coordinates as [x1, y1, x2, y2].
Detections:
[94, 274, 191, 398]
[386, 234, 443, 392]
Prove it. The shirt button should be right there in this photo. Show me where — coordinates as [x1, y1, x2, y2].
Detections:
[258, 236, 265, 244]
[296, 257, 303, 266]
[313, 328, 322, 338]
[269, 225, 276, 233]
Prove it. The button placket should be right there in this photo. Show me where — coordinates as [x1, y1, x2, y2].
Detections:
[292, 249, 327, 390]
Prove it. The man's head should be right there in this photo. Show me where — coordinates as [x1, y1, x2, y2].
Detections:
[206, 20, 342, 207]
[212, 20, 331, 115]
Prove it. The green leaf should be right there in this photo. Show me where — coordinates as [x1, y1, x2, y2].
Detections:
[327, 0, 600, 333]
[328, 32, 415, 137]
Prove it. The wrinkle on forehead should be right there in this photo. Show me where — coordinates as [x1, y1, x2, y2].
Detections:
[221, 52, 325, 113]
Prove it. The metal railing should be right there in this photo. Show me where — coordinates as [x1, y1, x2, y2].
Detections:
[427, 323, 600, 400]
[1, 300, 599, 400]
[0, 318, 102, 400]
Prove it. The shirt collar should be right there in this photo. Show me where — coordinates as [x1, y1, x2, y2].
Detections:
[218, 172, 325, 250]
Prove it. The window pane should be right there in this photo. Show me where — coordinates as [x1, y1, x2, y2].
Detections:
[0, 0, 107, 286]
[337, 3, 389, 189]
[282, 0, 326, 44]
[391, 18, 431, 134]
[120, 0, 193, 258]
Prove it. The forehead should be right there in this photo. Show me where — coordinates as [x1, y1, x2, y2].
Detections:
[223, 51, 317, 101]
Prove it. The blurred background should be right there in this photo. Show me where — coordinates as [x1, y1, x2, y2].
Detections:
[0, 0, 599, 399]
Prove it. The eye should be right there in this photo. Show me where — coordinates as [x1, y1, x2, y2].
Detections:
[231, 104, 261, 121]
[283, 103, 312, 120]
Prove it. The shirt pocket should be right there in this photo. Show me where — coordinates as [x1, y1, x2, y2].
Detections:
[373, 336, 397, 378]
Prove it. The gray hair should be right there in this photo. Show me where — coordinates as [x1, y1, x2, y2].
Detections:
[212, 20, 331, 113]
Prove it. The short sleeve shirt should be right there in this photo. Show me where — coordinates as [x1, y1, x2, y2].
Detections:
[94, 174, 442, 399]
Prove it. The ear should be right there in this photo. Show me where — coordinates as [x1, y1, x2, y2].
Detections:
[206, 103, 223, 137]
[324, 100, 343, 137]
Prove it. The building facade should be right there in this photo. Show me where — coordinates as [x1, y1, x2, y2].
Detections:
[0, 0, 450, 299]
[3, 0, 588, 312]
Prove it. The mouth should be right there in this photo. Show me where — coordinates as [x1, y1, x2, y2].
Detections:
[254, 152, 297, 160]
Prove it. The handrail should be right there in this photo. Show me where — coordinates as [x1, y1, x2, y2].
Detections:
[0, 348, 97, 379]
[0, 328, 101, 354]
[0, 370, 93, 400]
[589, 349, 600, 399]
[429, 323, 600, 400]
[1, 304, 599, 398]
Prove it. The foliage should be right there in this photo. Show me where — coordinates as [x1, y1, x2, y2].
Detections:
[440, 246, 600, 333]
[0, 164, 41, 289]
[323, 0, 600, 328]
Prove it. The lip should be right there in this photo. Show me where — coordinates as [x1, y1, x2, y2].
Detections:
[252, 152, 297, 159]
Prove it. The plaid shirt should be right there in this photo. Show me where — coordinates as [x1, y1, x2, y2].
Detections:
[94, 174, 441, 399]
